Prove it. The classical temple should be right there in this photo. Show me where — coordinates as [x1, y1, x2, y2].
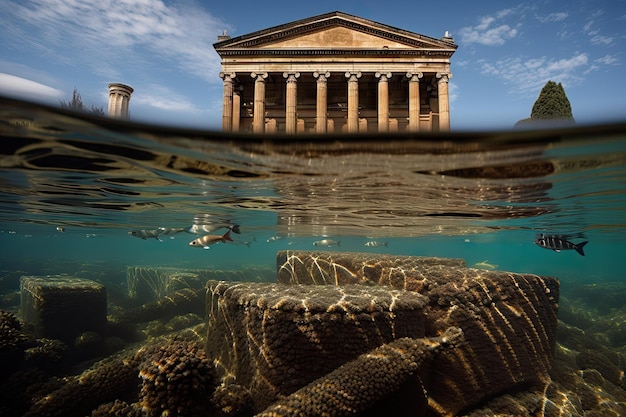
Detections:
[213, 11, 457, 134]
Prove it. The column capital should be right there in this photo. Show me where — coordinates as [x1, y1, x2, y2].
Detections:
[375, 72, 392, 80]
[345, 71, 362, 81]
[219, 72, 236, 80]
[283, 72, 300, 81]
[406, 71, 423, 81]
[313, 71, 331, 80]
[251, 72, 268, 80]
[436, 72, 452, 83]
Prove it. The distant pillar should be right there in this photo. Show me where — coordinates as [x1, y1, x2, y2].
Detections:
[437, 73, 451, 131]
[313, 71, 330, 134]
[345, 72, 361, 133]
[108, 83, 133, 119]
[407, 72, 422, 132]
[251, 72, 268, 134]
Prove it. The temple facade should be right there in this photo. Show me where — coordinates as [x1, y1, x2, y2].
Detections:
[214, 12, 457, 134]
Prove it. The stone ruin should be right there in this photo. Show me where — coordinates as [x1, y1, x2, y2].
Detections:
[206, 250, 560, 416]
[14, 251, 560, 416]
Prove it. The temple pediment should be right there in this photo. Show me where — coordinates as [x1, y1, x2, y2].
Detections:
[214, 11, 456, 54]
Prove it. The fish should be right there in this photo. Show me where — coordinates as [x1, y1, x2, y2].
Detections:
[364, 241, 388, 247]
[157, 227, 187, 239]
[534, 234, 588, 256]
[472, 260, 498, 270]
[313, 239, 340, 247]
[188, 230, 234, 249]
[56, 226, 65, 233]
[266, 235, 283, 242]
[129, 229, 163, 241]
[187, 223, 241, 235]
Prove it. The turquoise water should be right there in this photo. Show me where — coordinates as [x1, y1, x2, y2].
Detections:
[2, 97, 626, 416]
[1, 97, 625, 285]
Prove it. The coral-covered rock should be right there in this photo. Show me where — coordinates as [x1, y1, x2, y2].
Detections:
[23, 347, 142, 417]
[206, 281, 427, 412]
[277, 250, 466, 286]
[272, 250, 560, 416]
[255, 327, 463, 417]
[90, 400, 143, 417]
[212, 383, 253, 417]
[0, 310, 28, 378]
[139, 337, 215, 417]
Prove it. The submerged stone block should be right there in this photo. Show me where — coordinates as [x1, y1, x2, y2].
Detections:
[205, 280, 427, 412]
[20, 276, 107, 343]
[276, 250, 466, 286]
[126, 265, 274, 304]
[274, 250, 559, 416]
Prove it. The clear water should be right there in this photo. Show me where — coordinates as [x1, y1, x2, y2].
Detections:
[2, 96, 626, 416]
[1, 97, 625, 287]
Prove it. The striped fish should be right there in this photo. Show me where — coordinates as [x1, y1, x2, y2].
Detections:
[534, 234, 588, 256]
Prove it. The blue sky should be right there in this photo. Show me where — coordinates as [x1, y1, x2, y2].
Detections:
[0, 0, 624, 130]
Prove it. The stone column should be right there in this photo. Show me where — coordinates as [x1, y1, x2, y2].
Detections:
[345, 72, 361, 133]
[437, 72, 451, 131]
[313, 72, 330, 134]
[232, 88, 241, 132]
[283, 72, 300, 134]
[375, 72, 391, 133]
[251, 72, 268, 134]
[219, 72, 236, 131]
[406, 72, 422, 132]
[107, 83, 133, 119]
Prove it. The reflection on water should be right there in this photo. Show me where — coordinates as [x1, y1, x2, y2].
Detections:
[2, 97, 626, 238]
[1, 97, 626, 416]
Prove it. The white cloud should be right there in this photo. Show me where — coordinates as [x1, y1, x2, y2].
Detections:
[480, 53, 589, 96]
[0, 73, 64, 102]
[590, 35, 614, 45]
[1, 0, 232, 83]
[459, 10, 520, 46]
[537, 12, 568, 23]
[596, 55, 619, 65]
[132, 84, 198, 112]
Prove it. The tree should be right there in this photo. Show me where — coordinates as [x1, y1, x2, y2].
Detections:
[515, 80, 575, 127]
[60, 88, 105, 116]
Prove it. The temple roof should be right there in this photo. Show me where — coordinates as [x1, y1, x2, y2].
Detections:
[214, 11, 457, 57]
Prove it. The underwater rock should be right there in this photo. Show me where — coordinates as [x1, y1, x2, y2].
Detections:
[21, 327, 207, 417]
[113, 287, 205, 326]
[126, 265, 275, 304]
[211, 383, 253, 417]
[273, 250, 560, 416]
[138, 337, 215, 417]
[276, 250, 466, 286]
[24, 338, 68, 372]
[0, 310, 28, 378]
[576, 349, 625, 388]
[22, 345, 142, 417]
[206, 280, 428, 412]
[126, 266, 204, 304]
[20, 276, 107, 344]
[255, 327, 463, 417]
[90, 400, 143, 417]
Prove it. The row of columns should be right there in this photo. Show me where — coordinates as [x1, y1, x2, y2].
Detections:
[220, 71, 451, 134]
